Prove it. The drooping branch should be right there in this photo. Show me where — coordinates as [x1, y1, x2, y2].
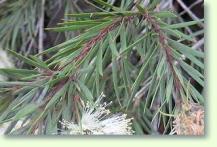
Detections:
[58, 16, 134, 70]
[58, 9, 183, 105]
[143, 10, 182, 106]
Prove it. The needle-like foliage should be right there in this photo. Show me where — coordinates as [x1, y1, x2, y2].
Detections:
[0, 0, 204, 135]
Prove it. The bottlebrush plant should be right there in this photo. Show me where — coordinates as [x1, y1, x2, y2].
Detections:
[0, 0, 204, 135]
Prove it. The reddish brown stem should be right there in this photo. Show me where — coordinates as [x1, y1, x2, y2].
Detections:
[143, 11, 182, 106]
[58, 16, 133, 71]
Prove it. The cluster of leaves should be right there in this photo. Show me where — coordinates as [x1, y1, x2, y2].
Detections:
[0, 0, 204, 135]
[0, 0, 44, 55]
[0, 0, 87, 66]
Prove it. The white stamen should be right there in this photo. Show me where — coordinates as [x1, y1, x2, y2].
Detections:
[60, 94, 134, 135]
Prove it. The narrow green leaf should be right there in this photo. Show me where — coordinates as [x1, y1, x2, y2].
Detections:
[77, 81, 94, 101]
[189, 83, 204, 104]
[120, 25, 127, 51]
[112, 54, 120, 105]
[180, 60, 204, 86]
[130, 47, 157, 101]
[0, 81, 41, 87]
[148, 0, 161, 10]
[96, 46, 103, 76]
[164, 19, 204, 29]
[157, 56, 166, 77]
[13, 103, 39, 119]
[45, 83, 69, 110]
[133, 120, 144, 135]
[163, 28, 194, 41]
[36, 21, 110, 56]
[109, 33, 119, 56]
[136, 4, 146, 13]
[58, 19, 108, 25]
[29, 55, 49, 69]
[169, 39, 204, 69]
[149, 73, 163, 108]
[169, 39, 204, 58]
[0, 68, 38, 78]
[120, 34, 147, 55]
[11, 88, 38, 110]
[45, 24, 94, 32]
[7, 49, 49, 69]
[93, 0, 121, 12]
[152, 11, 177, 18]
[166, 76, 173, 102]
[66, 11, 139, 18]
[11, 23, 20, 50]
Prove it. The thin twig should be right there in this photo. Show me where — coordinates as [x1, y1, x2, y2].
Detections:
[58, 16, 133, 70]
[176, 0, 204, 27]
[179, 0, 203, 16]
[38, 0, 45, 60]
[192, 37, 204, 51]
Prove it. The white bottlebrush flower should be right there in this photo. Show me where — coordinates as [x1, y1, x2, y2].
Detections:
[60, 93, 134, 135]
